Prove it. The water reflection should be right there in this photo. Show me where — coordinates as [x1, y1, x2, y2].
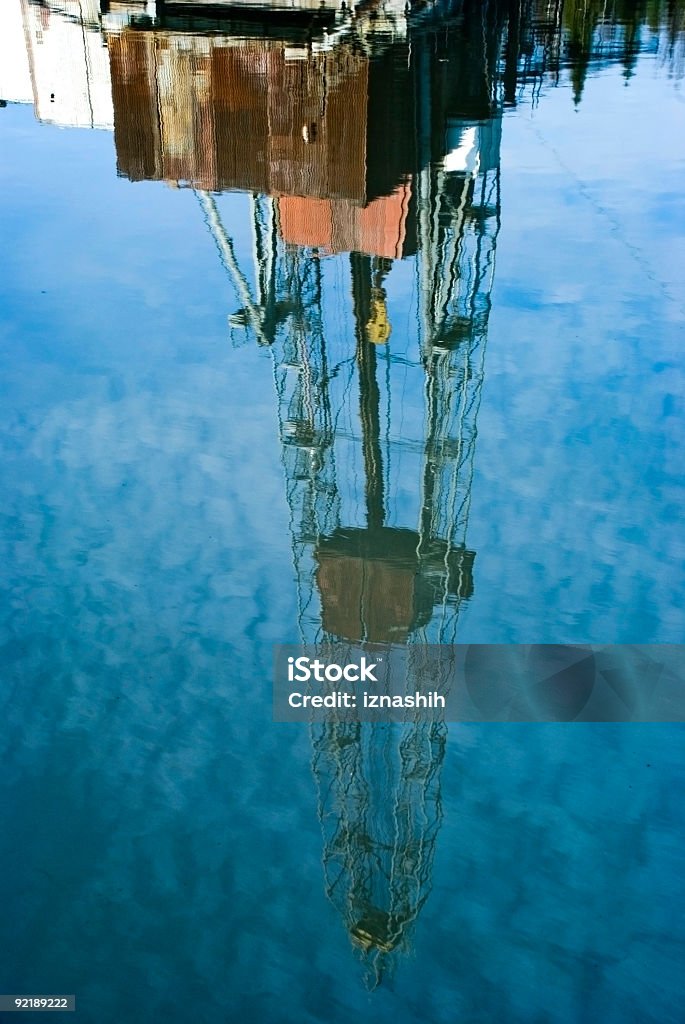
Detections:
[2, 0, 684, 996]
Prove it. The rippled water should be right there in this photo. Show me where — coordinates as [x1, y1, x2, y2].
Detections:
[1, 1, 684, 1021]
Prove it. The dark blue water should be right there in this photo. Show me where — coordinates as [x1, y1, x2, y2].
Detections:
[1, 1, 684, 1021]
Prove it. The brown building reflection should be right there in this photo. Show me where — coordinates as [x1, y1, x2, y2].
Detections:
[111, 35, 364, 197]
[109, 30, 418, 253]
[106, 0, 507, 260]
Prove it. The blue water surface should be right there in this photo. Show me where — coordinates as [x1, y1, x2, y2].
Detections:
[1, 4, 684, 1022]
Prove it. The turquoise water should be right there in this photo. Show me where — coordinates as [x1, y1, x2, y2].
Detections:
[1, 1, 684, 1021]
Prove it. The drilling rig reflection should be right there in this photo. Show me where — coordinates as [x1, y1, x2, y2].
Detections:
[107, 2, 504, 983]
[264, 23, 500, 982]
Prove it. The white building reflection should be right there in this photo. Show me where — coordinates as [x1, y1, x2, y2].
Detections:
[1, 0, 113, 128]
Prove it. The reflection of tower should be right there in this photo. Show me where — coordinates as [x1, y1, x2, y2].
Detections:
[256, 20, 503, 981]
[103, 6, 504, 982]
